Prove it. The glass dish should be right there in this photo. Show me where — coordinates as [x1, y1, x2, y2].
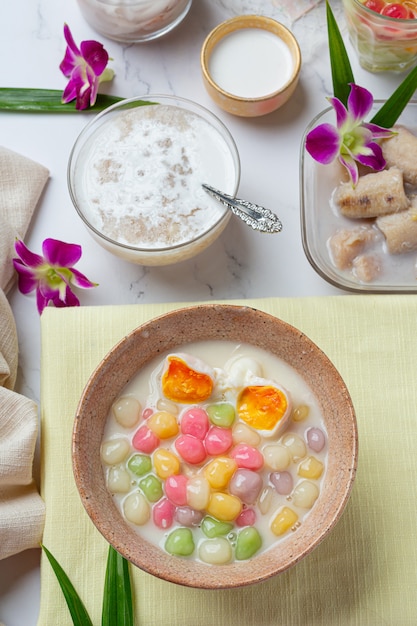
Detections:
[300, 100, 417, 293]
[68, 95, 240, 266]
[342, 0, 417, 73]
[76, 0, 193, 43]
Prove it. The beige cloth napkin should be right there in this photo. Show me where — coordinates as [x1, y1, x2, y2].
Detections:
[0, 146, 48, 560]
[39, 295, 417, 625]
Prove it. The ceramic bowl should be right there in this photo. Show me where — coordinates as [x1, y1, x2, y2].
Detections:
[72, 304, 357, 589]
[67, 95, 240, 266]
[201, 15, 301, 117]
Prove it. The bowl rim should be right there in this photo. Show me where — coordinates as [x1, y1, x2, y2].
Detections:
[67, 94, 241, 254]
[72, 304, 358, 589]
[201, 15, 302, 104]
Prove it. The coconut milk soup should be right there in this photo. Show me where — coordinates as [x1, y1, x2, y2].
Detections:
[73, 105, 237, 250]
[101, 340, 328, 564]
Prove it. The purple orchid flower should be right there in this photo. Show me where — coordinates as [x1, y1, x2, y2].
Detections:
[59, 24, 114, 111]
[13, 238, 98, 315]
[306, 83, 394, 186]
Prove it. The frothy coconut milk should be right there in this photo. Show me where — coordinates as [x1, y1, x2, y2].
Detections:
[70, 103, 239, 264]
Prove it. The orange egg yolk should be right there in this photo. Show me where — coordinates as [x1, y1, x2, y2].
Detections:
[162, 356, 213, 403]
[237, 385, 288, 431]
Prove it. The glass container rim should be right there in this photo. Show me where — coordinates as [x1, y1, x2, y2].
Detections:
[346, 0, 417, 23]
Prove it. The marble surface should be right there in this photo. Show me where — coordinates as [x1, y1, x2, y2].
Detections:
[0, 0, 409, 623]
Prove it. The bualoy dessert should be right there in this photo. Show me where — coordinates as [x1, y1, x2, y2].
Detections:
[100, 342, 328, 564]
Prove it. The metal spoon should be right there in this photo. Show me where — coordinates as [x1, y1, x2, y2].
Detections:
[202, 183, 282, 234]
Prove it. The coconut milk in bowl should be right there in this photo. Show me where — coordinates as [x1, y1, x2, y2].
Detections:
[67, 95, 240, 265]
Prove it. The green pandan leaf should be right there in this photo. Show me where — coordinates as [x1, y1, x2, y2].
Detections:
[0, 88, 124, 112]
[370, 64, 417, 127]
[326, 0, 417, 129]
[326, 0, 355, 106]
[41, 544, 94, 626]
[102, 546, 133, 626]
[42, 544, 134, 626]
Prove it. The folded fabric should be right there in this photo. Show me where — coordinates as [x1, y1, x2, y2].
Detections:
[0, 146, 48, 560]
[0, 146, 49, 295]
[38, 295, 417, 625]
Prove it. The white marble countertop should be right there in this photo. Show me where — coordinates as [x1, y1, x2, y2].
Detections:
[0, 0, 409, 623]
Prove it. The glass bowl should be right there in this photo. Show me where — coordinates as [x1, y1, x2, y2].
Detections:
[68, 95, 240, 266]
[342, 0, 417, 73]
[300, 100, 417, 293]
[76, 0, 193, 43]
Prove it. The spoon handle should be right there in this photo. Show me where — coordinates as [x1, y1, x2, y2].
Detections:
[202, 183, 282, 234]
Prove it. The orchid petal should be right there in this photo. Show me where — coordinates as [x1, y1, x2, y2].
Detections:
[67, 65, 89, 92]
[356, 141, 386, 171]
[80, 40, 109, 76]
[61, 65, 93, 109]
[36, 289, 49, 315]
[89, 87, 99, 108]
[70, 267, 98, 289]
[38, 279, 71, 309]
[12, 260, 39, 294]
[61, 81, 78, 104]
[59, 24, 81, 76]
[77, 88, 93, 111]
[362, 122, 395, 139]
[38, 281, 61, 302]
[59, 50, 78, 78]
[57, 280, 70, 302]
[347, 83, 373, 124]
[62, 287, 80, 308]
[339, 153, 359, 186]
[48, 286, 80, 309]
[42, 238, 82, 267]
[328, 96, 349, 130]
[306, 123, 341, 164]
[14, 239, 44, 267]
[85, 68, 100, 106]
[63, 24, 80, 56]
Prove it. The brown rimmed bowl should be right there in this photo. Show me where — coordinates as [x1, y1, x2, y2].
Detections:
[72, 304, 357, 589]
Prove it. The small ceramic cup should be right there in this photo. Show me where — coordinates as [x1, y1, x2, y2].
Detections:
[201, 15, 301, 117]
[76, 0, 192, 43]
[342, 0, 417, 72]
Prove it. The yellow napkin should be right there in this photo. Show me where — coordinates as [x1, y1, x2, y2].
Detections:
[39, 295, 417, 626]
